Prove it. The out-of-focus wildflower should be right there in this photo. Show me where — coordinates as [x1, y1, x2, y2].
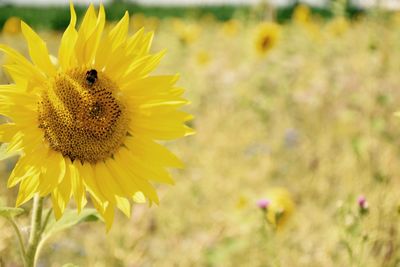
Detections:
[131, 14, 160, 32]
[284, 128, 299, 148]
[221, 19, 240, 37]
[144, 16, 160, 32]
[2, 17, 21, 35]
[131, 13, 146, 32]
[196, 50, 211, 67]
[293, 4, 311, 25]
[0, 3, 193, 230]
[357, 195, 369, 215]
[292, 4, 322, 41]
[326, 17, 349, 36]
[263, 188, 295, 230]
[172, 19, 201, 45]
[257, 198, 270, 210]
[236, 195, 249, 210]
[254, 22, 280, 57]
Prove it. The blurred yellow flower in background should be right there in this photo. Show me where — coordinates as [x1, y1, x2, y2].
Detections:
[0, 3, 193, 230]
[196, 50, 211, 66]
[131, 13, 160, 32]
[2, 17, 22, 35]
[263, 187, 295, 230]
[326, 17, 349, 36]
[236, 194, 249, 210]
[293, 4, 311, 25]
[291, 4, 322, 41]
[254, 22, 280, 57]
[172, 19, 201, 45]
[145, 16, 160, 31]
[131, 13, 146, 31]
[221, 19, 240, 37]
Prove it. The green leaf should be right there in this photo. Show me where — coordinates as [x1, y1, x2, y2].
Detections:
[62, 264, 79, 267]
[0, 207, 25, 218]
[44, 209, 100, 237]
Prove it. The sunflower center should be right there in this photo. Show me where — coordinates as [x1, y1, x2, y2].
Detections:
[38, 68, 129, 164]
[261, 36, 271, 50]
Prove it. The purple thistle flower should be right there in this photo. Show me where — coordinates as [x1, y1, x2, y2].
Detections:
[257, 199, 270, 210]
[357, 195, 369, 215]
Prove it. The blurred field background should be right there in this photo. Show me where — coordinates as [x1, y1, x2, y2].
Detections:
[2, 0, 400, 266]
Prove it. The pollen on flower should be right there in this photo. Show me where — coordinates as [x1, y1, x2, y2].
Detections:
[38, 68, 129, 163]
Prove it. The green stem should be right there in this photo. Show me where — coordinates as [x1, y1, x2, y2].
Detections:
[25, 195, 44, 267]
[5, 216, 26, 266]
[35, 208, 52, 263]
[39, 208, 52, 237]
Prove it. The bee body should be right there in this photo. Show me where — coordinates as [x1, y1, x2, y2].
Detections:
[86, 69, 98, 86]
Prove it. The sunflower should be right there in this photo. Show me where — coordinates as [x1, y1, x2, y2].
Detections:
[195, 50, 211, 67]
[254, 22, 280, 57]
[0, 3, 193, 229]
[292, 4, 311, 25]
[221, 19, 240, 38]
[263, 187, 294, 230]
[171, 19, 201, 46]
[326, 17, 349, 37]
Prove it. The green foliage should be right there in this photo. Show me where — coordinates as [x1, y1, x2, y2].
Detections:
[0, 207, 24, 218]
[0, 3, 367, 30]
[0, 3, 249, 30]
[43, 209, 99, 238]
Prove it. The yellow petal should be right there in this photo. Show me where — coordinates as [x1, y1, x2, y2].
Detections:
[93, 162, 122, 203]
[103, 203, 115, 232]
[58, 2, 78, 70]
[75, 4, 105, 65]
[121, 75, 178, 94]
[0, 123, 18, 143]
[109, 11, 129, 48]
[123, 149, 174, 184]
[125, 135, 183, 168]
[7, 145, 45, 188]
[16, 173, 40, 206]
[21, 21, 56, 76]
[51, 191, 64, 220]
[95, 11, 129, 71]
[37, 151, 66, 196]
[129, 110, 192, 140]
[115, 148, 159, 204]
[77, 162, 107, 211]
[0, 45, 45, 89]
[116, 196, 131, 217]
[132, 192, 146, 203]
[91, 195, 114, 231]
[51, 160, 73, 219]
[119, 51, 165, 83]
[105, 158, 141, 196]
[70, 160, 87, 213]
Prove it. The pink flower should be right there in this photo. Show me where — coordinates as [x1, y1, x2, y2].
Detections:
[257, 199, 271, 209]
[357, 195, 369, 215]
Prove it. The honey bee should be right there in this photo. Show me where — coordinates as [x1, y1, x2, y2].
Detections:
[85, 69, 98, 86]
